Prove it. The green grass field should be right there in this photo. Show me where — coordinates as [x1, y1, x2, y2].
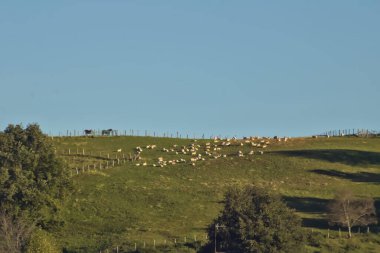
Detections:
[51, 136, 380, 253]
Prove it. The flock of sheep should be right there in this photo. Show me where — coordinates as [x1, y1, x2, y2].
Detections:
[131, 136, 290, 167]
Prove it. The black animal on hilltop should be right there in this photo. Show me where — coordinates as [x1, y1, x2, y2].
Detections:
[84, 129, 93, 136]
[102, 129, 114, 136]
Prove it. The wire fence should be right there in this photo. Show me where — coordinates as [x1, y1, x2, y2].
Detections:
[320, 129, 380, 137]
[93, 226, 377, 253]
[50, 129, 226, 140]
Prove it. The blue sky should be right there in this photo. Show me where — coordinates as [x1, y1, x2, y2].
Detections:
[1, 1, 379, 137]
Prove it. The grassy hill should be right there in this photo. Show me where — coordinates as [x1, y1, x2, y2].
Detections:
[51, 136, 380, 253]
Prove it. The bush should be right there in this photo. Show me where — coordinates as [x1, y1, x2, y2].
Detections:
[26, 229, 60, 253]
[305, 231, 324, 248]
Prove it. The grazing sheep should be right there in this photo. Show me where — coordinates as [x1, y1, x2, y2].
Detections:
[117, 149, 122, 153]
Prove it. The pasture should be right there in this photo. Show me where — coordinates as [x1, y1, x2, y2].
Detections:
[51, 136, 380, 252]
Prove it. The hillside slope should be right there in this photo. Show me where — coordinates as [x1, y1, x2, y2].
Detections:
[51, 136, 380, 252]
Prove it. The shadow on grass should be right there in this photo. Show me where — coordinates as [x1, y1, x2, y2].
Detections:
[283, 196, 329, 229]
[274, 149, 380, 167]
[311, 169, 380, 184]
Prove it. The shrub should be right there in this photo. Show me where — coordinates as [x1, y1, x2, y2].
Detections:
[26, 229, 60, 253]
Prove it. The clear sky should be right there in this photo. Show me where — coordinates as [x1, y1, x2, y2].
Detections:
[1, 1, 379, 137]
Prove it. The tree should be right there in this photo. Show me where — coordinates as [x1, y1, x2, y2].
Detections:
[327, 189, 377, 238]
[0, 124, 72, 229]
[208, 185, 304, 253]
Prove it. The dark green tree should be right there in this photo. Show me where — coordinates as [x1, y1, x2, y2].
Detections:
[208, 185, 304, 253]
[0, 124, 72, 229]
